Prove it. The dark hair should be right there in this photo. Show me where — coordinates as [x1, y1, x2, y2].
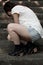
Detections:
[3, 1, 16, 15]
[3, 1, 29, 16]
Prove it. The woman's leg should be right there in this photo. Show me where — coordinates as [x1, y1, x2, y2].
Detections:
[7, 23, 32, 45]
[7, 32, 20, 45]
[7, 23, 38, 55]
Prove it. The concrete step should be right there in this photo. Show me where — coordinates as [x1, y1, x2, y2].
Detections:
[0, 20, 43, 28]
[36, 13, 43, 20]
[0, 51, 43, 64]
[0, 12, 43, 20]
[0, 7, 43, 13]
[0, 52, 43, 65]
[23, 1, 43, 7]
[0, 39, 43, 55]
[0, 29, 43, 45]
[29, 1, 43, 7]
[0, 40, 13, 54]
[30, 7, 43, 13]
[12, 0, 43, 1]
[12, 1, 43, 7]
[31, 0, 43, 1]
[0, 1, 43, 7]
[0, 29, 43, 65]
[0, 37, 42, 65]
[0, 29, 8, 40]
[0, 20, 43, 41]
[0, 21, 13, 28]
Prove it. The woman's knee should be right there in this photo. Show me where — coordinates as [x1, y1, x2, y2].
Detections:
[7, 34, 11, 41]
[7, 23, 13, 32]
[7, 23, 18, 32]
[7, 34, 14, 41]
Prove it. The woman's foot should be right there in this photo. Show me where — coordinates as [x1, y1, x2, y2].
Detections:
[27, 42, 40, 54]
[8, 43, 25, 56]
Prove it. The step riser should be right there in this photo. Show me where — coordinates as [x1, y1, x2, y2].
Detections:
[0, 7, 43, 13]
[0, 1, 43, 7]
[0, 20, 43, 29]
[0, 13, 43, 20]
[0, 60, 43, 65]
[0, 40, 43, 55]
[31, 0, 43, 1]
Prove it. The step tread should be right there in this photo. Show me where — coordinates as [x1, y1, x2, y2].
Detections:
[0, 20, 43, 28]
[0, 40, 43, 59]
[0, 55, 43, 65]
[0, 52, 43, 64]
[0, 13, 43, 20]
[0, 40, 43, 65]
[0, 1, 43, 8]
[0, 7, 43, 13]
[18, 1, 43, 7]
[0, 52, 43, 60]
[31, 0, 43, 1]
